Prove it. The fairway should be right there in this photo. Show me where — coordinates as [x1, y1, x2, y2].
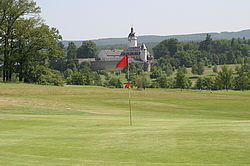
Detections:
[0, 83, 250, 166]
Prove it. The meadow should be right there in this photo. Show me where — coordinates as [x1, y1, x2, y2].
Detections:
[0, 83, 250, 166]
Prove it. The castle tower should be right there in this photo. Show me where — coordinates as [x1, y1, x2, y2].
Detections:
[140, 43, 148, 62]
[128, 27, 137, 48]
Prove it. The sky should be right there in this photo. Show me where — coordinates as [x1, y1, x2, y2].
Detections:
[35, 0, 250, 40]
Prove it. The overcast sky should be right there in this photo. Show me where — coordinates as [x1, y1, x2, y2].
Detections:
[35, 0, 250, 40]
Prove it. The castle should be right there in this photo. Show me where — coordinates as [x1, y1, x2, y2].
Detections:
[98, 27, 150, 62]
[87, 27, 152, 71]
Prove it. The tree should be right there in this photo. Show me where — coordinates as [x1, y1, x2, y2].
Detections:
[153, 38, 180, 59]
[0, 0, 63, 83]
[233, 65, 250, 90]
[215, 66, 233, 90]
[79, 61, 91, 74]
[0, 0, 40, 81]
[134, 73, 151, 89]
[197, 62, 205, 75]
[67, 42, 77, 60]
[191, 64, 198, 75]
[155, 75, 174, 88]
[48, 42, 67, 72]
[14, 19, 63, 82]
[77, 41, 97, 58]
[178, 66, 187, 74]
[192, 62, 204, 75]
[175, 70, 191, 90]
[196, 77, 214, 90]
[150, 66, 162, 79]
[199, 34, 213, 52]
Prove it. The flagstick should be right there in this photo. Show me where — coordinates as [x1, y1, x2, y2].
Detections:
[128, 62, 132, 126]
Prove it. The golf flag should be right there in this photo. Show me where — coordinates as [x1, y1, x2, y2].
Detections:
[125, 82, 130, 88]
[116, 54, 128, 68]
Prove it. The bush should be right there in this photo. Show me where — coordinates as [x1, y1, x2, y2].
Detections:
[155, 75, 174, 88]
[107, 77, 123, 88]
[92, 72, 102, 86]
[64, 68, 73, 78]
[39, 71, 64, 86]
[195, 77, 214, 90]
[27, 66, 64, 86]
[66, 72, 86, 85]
[134, 73, 151, 89]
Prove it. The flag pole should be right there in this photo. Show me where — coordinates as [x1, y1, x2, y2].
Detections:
[128, 60, 132, 126]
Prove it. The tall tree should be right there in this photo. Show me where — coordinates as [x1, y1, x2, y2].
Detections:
[67, 42, 77, 60]
[0, 0, 40, 81]
[13, 18, 63, 82]
[76, 41, 97, 58]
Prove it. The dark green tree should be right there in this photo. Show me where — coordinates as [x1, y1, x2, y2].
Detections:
[77, 41, 97, 58]
[67, 42, 77, 60]
[153, 38, 180, 59]
[199, 34, 213, 52]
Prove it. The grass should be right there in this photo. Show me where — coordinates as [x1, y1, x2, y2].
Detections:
[0, 83, 250, 165]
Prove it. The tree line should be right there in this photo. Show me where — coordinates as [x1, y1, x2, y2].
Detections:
[153, 35, 250, 67]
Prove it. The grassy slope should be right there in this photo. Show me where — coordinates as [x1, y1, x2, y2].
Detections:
[0, 83, 250, 166]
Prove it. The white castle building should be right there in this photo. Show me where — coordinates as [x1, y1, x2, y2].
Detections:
[98, 27, 150, 62]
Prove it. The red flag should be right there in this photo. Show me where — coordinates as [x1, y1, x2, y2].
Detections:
[116, 55, 128, 68]
[125, 82, 130, 88]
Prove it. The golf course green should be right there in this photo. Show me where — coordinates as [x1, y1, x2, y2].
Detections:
[0, 83, 250, 166]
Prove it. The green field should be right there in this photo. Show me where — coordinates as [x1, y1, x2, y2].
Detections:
[0, 83, 250, 166]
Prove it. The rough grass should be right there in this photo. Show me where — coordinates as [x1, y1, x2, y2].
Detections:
[0, 83, 250, 166]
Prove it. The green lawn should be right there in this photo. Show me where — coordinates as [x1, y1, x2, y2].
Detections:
[0, 83, 250, 166]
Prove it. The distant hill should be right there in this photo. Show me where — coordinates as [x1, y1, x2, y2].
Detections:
[62, 29, 250, 47]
